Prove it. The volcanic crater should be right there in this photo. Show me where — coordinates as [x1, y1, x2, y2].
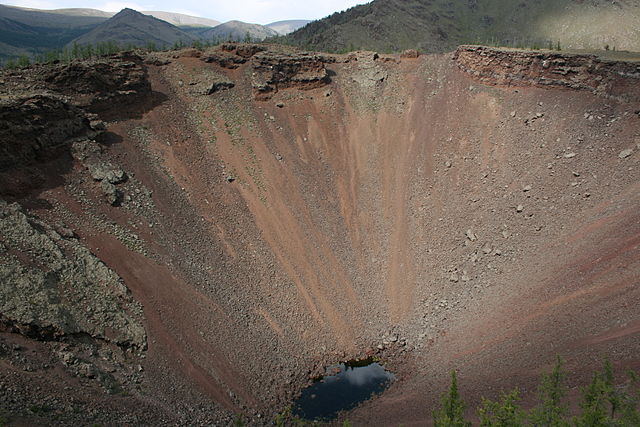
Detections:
[0, 43, 639, 425]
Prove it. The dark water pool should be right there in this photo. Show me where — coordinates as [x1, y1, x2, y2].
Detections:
[293, 359, 395, 421]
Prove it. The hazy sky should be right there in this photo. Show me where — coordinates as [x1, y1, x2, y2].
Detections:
[2, 0, 372, 24]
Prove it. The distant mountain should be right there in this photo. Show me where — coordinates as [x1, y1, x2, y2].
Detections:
[0, 4, 107, 28]
[266, 20, 311, 35]
[141, 11, 219, 28]
[284, 0, 640, 53]
[37, 8, 220, 27]
[200, 20, 278, 42]
[0, 4, 104, 59]
[70, 8, 193, 48]
[31, 7, 113, 18]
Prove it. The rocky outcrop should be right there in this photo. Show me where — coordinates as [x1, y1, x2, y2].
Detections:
[42, 54, 151, 112]
[454, 45, 640, 102]
[0, 95, 94, 172]
[202, 50, 248, 69]
[251, 52, 333, 100]
[0, 200, 146, 349]
[223, 43, 266, 59]
[345, 51, 389, 88]
[186, 76, 235, 96]
[202, 43, 266, 69]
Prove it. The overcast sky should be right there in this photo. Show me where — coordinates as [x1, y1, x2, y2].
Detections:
[2, 0, 371, 24]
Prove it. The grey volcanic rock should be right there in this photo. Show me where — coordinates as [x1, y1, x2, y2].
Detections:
[43, 54, 151, 112]
[101, 180, 123, 205]
[0, 95, 92, 171]
[89, 161, 127, 184]
[0, 200, 145, 348]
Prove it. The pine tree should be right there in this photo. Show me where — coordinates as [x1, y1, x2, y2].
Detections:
[433, 370, 471, 427]
[619, 370, 640, 426]
[574, 373, 609, 427]
[603, 360, 623, 419]
[478, 389, 525, 426]
[530, 356, 570, 426]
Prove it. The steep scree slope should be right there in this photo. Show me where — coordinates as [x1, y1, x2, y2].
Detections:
[0, 45, 639, 425]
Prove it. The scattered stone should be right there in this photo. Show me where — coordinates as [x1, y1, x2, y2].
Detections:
[449, 273, 460, 283]
[78, 363, 98, 379]
[516, 205, 524, 213]
[465, 229, 478, 241]
[523, 185, 532, 192]
[275, 153, 283, 161]
[207, 80, 235, 94]
[482, 244, 492, 255]
[89, 120, 106, 131]
[564, 153, 577, 159]
[89, 162, 127, 184]
[56, 225, 76, 239]
[226, 175, 236, 183]
[619, 148, 633, 159]
[275, 102, 285, 108]
[510, 111, 516, 118]
[101, 181, 122, 206]
[445, 161, 452, 168]
[400, 49, 419, 59]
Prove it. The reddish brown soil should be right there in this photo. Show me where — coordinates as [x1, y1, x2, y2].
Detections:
[2, 46, 639, 425]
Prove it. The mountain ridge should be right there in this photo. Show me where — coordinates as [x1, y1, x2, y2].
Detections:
[70, 8, 194, 48]
[200, 20, 279, 42]
[284, 0, 640, 53]
[266, 20, 312, 35]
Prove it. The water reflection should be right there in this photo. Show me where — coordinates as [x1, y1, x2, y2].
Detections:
[293, 361, 395, 421]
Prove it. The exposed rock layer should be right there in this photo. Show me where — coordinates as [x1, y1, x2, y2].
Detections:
[454, 45, 640, 102]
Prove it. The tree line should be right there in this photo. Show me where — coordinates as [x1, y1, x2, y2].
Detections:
[1, 31, 266, 69]
[434, 358, 640, 426]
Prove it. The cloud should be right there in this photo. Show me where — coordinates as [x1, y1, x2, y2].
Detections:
[342, 363, 393, 387]
[209, 0, 371, 24]
[2, 0, 372, 24]
[2, 0, 59, 10]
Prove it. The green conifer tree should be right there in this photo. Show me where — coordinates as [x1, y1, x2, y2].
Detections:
[478, 389, 525, 426]
[574, 373, 609, 427]
[530, 357, 570, 427]
[433, 370, 471, 427]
